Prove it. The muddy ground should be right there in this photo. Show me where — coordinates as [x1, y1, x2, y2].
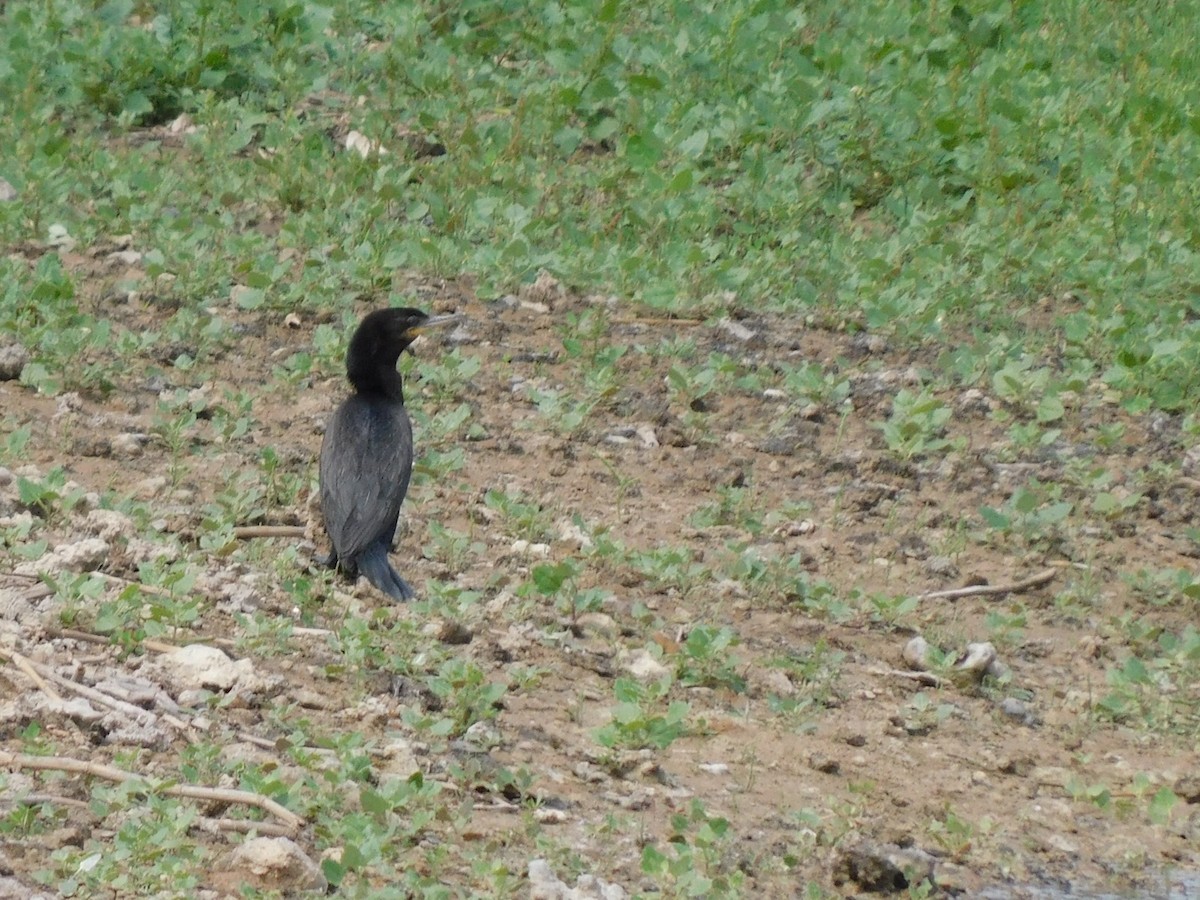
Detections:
[2, 250, 1199, 897]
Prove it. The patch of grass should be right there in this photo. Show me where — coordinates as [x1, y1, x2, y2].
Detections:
[595, 676, 692, 751]
[641, 798, 745, 896]
[1093, 626, 1200, 736]
[876, 388, 957, 460]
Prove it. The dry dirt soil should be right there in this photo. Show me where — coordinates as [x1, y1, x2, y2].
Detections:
[2, 249, 1200, 898]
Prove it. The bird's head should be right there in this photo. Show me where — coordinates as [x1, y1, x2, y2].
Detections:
[369, 307, 459, 349]
[346, 306, 461, 396]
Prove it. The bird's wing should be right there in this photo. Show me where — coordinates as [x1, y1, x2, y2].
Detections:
[319, 398, 414, 559]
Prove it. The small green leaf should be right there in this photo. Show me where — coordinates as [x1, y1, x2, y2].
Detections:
[233, 287, 264, 310]
[677, 129, 709, 159]
[979, 506, 1009, 529]
[321, 858, 346, 886]
[359, 788, 388, 816]
[1036, 394, 1064, 423]
[625, 132, 663, 170]
[667, 168, 694, 193]
[1149, 787, 1179, 825]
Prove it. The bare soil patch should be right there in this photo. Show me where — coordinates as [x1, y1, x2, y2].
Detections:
[2, 256, 1198, 897]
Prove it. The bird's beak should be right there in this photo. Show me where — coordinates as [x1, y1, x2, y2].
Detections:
[407, 313, 462, 337]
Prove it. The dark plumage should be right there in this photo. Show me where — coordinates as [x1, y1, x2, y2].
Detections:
[318, 307, 458, 601]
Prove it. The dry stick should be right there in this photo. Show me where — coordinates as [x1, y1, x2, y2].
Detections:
[0, 651, 159, 727]
[918, 567, 1057, 601]
[233, 525, 306, 540]
[611, 316, 705, 327]
[866, 667, 944, 687]
[45, 627, 183, 655]
[236, 732, 281, 751]
[19, 583, 54, 601]
[44, 627, 112, 647]
[292, 626, 334, 638]
[6, 651, 62, 701]
[7, 647, 297, 755]
[0, 751, 303, 833]
[200, 817, 295, 837]
[18, 654, 194, 734]
[51, 623, 332, 648]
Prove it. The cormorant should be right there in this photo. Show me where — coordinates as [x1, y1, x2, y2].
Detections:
[317, 307, 459, 601]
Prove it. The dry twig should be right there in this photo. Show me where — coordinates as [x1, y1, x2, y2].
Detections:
[5, 650, 62, 701]
[0, 651, 160, 726]
[0, 751, 303, 833]
[919, 567, 1057, 601]
[233, 525, 306, 540]
[867, 666, 944, 687]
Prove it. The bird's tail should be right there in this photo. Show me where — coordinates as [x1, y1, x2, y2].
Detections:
[356, 544, 416, 601]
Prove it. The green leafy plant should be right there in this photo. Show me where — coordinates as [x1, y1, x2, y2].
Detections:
[595, 676, 691, 751]
[979, 481, 1073, 548]
[676, 625, 746, 693]
[641, 799, 745, 896]
[520, 559, 608, 625]
[876, 388, 956, 459]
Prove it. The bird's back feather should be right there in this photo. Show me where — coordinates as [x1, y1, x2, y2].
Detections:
[319, 394, 414, 561]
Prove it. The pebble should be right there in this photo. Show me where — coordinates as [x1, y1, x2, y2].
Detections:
[215, 838, 325, 894]
[0, 344, 29, 380]
[719, 318, 758, 343]
[14, 538, 109, 576]
[510, 539, 551, 558]
[111, 432, 149, 459]
[999, 697, 1038, 727]
[528, 859, 627, 900]
[152, 644, 261, 694]
[623, 649, 669, 681]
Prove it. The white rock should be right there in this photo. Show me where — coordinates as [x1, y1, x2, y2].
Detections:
[168, 113, 196, 134]
[0, 344, 29, 380]
[557, 519, 593, 550]
[155, 644, 255, 693]
[223, 837, 325, 893]
[32, 696, 103, 724]
[463, 720, 501, 749]
[957, 642, 997, 675]
[83, 509, 135, 541]
[510, 540, 551, 558]
[112, 432, 145, 461]
[377, 739, 420, 777]
[47, 223, 75, 250]
[14, 538, 109, 576]
[903, 636, 930, 670]
[576, 612, 617, 639]
[719, 318, 756, 342]
[635, 424, 659, 448]
[344, 130, 386, 158]
[624, 649, 669, 681]
[529, 859, 627, 900]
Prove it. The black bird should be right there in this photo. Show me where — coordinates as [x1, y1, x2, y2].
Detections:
[318, 307, 459, 601]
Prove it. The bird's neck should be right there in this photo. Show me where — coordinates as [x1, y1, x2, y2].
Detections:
[348, 359, 405, 403]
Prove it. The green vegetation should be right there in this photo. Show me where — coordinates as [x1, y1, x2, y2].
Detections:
[4, 0, 1200, 408]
